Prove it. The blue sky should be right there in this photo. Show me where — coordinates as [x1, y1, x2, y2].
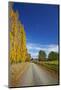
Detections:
[13, 2, 59, 58]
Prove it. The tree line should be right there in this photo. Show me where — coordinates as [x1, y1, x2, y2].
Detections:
[38, 50, 59, 61]
[9, 3, 31, 63]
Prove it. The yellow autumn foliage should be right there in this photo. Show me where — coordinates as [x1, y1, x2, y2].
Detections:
[9, 4, 28, 63]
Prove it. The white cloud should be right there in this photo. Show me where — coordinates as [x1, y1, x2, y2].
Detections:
[30, 52, 38, 58]
[27, 43, 58, 58]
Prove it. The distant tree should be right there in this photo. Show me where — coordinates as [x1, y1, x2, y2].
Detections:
[38, 50, 46, 61]
[48, 51, 59, 60]
[31, 58, 33, 61]
[26, 53, 31, 62]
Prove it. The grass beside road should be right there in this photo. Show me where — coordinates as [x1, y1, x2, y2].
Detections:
[33, 60, 59, 72]
[40, 61, 58, 72]
[9, 62, 29, 87]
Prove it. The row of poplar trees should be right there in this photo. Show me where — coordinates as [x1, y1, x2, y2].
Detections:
[9, 3, 30, 63]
